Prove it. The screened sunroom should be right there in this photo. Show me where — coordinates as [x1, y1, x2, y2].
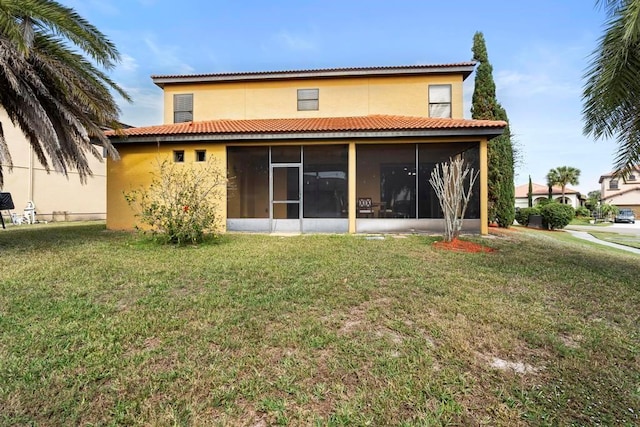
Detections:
[226, 141, 480, 233]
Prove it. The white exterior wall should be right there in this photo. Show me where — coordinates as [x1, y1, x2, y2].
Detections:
[515, 193, 580, 209]
[1, 107, 106, 223]
[602, 188, 640, 206]
[601, 176, 640, 203]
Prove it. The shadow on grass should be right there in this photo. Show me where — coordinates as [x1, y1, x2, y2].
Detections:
[0, 222, 121, 252]
[0, 222, 230, 253]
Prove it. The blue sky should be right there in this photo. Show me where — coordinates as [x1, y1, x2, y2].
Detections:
[63, 0, 614, 193]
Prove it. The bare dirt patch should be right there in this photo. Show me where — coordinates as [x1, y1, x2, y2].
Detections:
[476, 351, 543, 375]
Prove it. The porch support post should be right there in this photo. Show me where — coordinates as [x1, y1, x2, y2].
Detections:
[348, 142, 357, 233]
[480, 138, 489, 235]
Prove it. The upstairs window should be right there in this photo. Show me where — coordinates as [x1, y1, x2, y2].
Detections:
[428, 84, 452, 118]
[609, 179, 619, 190]
[628, 174, 636, 181]
[174, 94, 193, 123]
[297, 89, 319, 111]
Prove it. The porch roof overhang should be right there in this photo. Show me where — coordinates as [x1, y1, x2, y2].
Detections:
[105, 115, 507, 144]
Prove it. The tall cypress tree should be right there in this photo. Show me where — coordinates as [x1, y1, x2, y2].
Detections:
[471, 32, 515, 227]
[527, 175, 533, 207]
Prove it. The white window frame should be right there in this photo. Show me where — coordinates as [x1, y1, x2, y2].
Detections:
[297, 89, 319, 111]
[428, 84, 452, 118]
[174, 94, 193, 123]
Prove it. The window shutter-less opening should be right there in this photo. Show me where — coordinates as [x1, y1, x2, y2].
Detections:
[174, 94, 193, 123]
[297, 89, 319, 111]
[428, 85, 451, 118]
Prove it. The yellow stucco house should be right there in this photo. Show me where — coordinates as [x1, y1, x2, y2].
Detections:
[106, 63, 506, 234]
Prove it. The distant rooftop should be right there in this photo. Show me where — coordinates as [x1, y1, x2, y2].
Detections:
[598, 166, 640, 182]
[151, 62, 477, 87]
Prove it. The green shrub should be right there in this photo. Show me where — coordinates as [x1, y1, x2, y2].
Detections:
[515, 207, 540, 226]
[535, 197, 554, 207]
[575, 206, 590, 217]
[540, 203, 575, 230]
[124, 158, 226, 245]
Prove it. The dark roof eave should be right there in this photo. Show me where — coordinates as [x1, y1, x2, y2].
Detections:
[108, 127, 504, 144]
[152, 64, 477, 87]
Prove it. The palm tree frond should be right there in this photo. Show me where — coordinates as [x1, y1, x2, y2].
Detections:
[0, 0, 130, 187]
[584, 0, 640, 171]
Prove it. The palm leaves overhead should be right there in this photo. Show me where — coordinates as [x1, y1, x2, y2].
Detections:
[583, 0, 640, 175]
[0, 0, 130, 187]
[546, 166, 581, 202]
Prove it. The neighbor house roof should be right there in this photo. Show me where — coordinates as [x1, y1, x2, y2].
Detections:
[151, 62, 477, 87]
[598, 166, 640, 183]
[514, 182, 580, 198]
[104, 115, 506, 143]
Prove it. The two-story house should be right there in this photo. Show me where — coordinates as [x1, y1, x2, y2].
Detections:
[599, 167, 640, 216]
[105, 63, 506, 234]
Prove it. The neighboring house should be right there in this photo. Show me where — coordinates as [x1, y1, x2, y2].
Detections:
[0, 107, 107, 223]
[514, 182, 582, 209]
[599, 167, 640, 216]
[105, 63, 506, 234]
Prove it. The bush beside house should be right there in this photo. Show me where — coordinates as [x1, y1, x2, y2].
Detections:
[515, 202, 575, 230]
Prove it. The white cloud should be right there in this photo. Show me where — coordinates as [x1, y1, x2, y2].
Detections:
[272, 30, 317, 52]
[497, 69, 579, 99]
[117, 86, 163, 127]
[143, 34, 195, 74]
[118, 54, 138, 73]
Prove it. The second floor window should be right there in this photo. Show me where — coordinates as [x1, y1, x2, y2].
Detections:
[297, 89, 319, 111]
[609, 179, 619, 190]
[174, 94, 193, 123]
[429, 84, 452, 118]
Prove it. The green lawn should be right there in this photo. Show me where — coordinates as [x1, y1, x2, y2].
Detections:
[588, 231, 640, 249]
[1, 223, 639, 426]
[569, 217, 612, 227]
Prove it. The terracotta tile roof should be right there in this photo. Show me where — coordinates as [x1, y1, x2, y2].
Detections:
[151, 63, 477, 86]
[515, 182, 579, 198]
[105, 115, 506, 138]
[598, 166, 640, 182]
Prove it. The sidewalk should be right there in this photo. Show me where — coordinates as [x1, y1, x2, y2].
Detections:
[563, 229, 640, 255]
